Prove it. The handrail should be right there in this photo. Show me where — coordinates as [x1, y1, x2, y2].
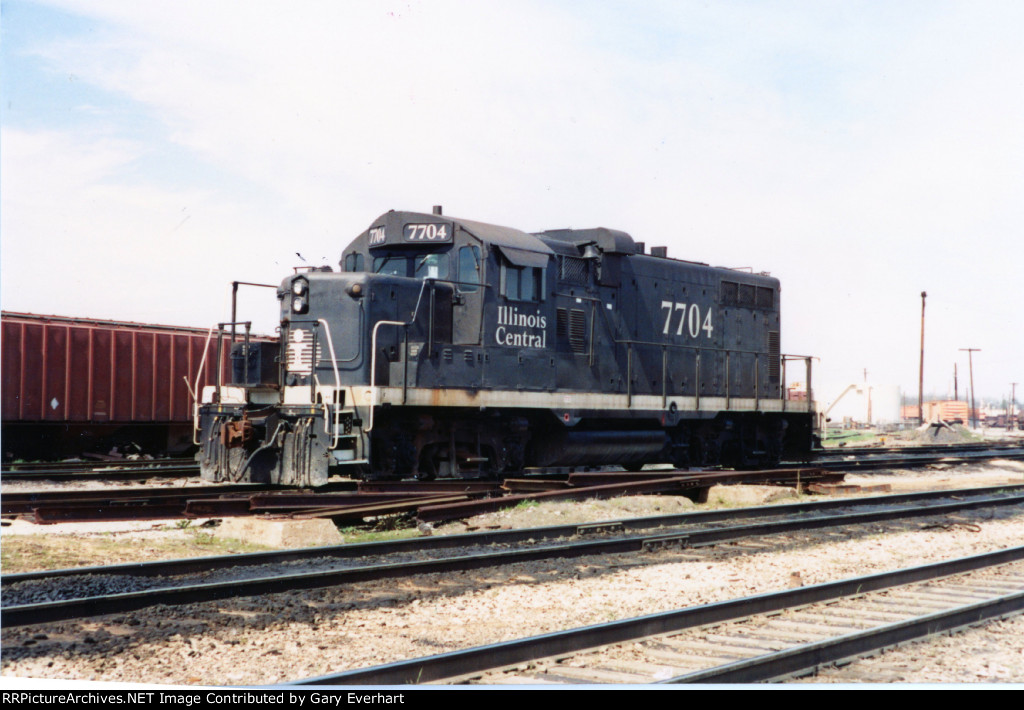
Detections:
[191, 327, 215, 445]
[782, 354, 818, 414]
[624, 346, 814, 413]
[230, 281, 275, 343]
[367, 319, 408, 433]
[194, 320, 250, 447]
[212, 320, 252, 395]
[315, 318, 344, 448]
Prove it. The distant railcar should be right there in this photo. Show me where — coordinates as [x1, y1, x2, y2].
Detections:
[197, 209, 819, 485]
[1, 312, 235, 460]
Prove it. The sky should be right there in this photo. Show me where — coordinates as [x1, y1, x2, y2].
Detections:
[1, 0, 1021, 406]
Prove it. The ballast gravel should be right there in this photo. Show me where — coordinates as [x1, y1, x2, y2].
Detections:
[2, 463, 1023, 686]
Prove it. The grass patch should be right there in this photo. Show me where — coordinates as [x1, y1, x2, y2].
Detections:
[335, 526, 420, 545]
[0, 528, 273, 574]
[821, 431, 884, 447]
[335, 512, 421, 544]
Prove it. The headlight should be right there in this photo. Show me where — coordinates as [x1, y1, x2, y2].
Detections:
[292, 280, 308, 296]
[292, 295, 308, 313]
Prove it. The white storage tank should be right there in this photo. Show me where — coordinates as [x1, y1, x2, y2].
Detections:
[824, 383, 901, 426]
[870, 384, 902, 425]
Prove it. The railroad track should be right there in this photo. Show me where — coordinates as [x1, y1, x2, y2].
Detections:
[4, 442, 1021, 524]
[1, 485, 498, 525]
[0, 483, 366, 522]
[2, 441, 1019, 485]
[805, 447, 1024, 473]
[815, 441, 1024, 457]
[294, 547, 1024, 685]
[4, 484, 1022, 628]
[0, 468, 835, 524]
[0, 457, 200, 482]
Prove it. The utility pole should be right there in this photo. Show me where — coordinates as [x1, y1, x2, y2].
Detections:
[918, 292, 926, 425]
[1012, 382, 1019, 430]
[954, 363, 958, 402]
[960, 348, 980, 428]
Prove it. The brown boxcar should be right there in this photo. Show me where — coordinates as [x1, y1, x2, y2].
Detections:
[1, 311, 259, 459]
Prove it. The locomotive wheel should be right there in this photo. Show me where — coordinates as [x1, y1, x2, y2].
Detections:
[689, 436, 707, 467]
[455, 447, 499, 479]
[416, 444, 441, 481]
[369, 430, 416, 480]
[501, 435, 527, 475]
[669, 445, 690, 469]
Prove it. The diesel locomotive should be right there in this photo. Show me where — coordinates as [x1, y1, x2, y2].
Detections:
[196, 208, 818, 485]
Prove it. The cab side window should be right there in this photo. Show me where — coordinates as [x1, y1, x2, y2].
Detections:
[344, 253, 364, 272]
[501, 262, 543, 302]
[458, 246, 481, 292]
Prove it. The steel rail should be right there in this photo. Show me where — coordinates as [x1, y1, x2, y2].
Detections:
[4, 490, 1022, 628]
[663, 591, 1024, 684]
[0, 465, 201, 482]
[814, 442, 1024, 457]
[809, 449, 1024, 472]
[288, 546, 1024, 685]
[1, 484, 277, 515]
[5, 484, 1022, 585]
[1, 482, 363, 517]
[2, 457, 198, 471]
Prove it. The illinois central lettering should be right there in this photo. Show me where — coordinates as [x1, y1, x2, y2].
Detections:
[495, 306, 548, 348]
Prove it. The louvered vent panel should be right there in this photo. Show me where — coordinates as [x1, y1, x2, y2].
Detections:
[569, 309, 587, 354]
[768, 331, 780, 383]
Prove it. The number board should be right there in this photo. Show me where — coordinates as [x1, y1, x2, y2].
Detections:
[403, 223, 452, 243]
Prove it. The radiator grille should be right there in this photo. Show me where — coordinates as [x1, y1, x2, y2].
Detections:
[559, 256, 590, 284]
[768, 331, 780, 383]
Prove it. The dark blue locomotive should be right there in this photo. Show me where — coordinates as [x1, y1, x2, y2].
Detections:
[197, 208, 818, 485]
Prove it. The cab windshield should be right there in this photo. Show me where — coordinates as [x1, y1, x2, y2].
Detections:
[372, 253, 450, 279]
